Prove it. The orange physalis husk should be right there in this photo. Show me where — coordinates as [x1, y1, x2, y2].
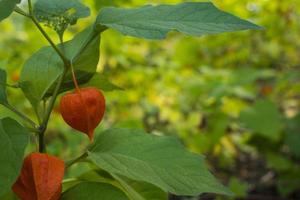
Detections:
[59, 87, 106, 141]
[12, 153, 65, 200]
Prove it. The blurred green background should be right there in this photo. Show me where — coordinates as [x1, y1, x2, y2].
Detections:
[0, 0, 300, 199]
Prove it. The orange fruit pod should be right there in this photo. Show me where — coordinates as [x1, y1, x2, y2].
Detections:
[59, 87, 106, 141]
[12, 153, 65, 200]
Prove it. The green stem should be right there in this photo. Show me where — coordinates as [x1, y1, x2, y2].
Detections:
[26, 127, 40, 134]
[22, 0, 71, 152]
[0, 82, 19, 89]
[38, 67, 69, 152]
[42, 99, 46, 117]
[14, 1, 68, 65]
[36, 32, 68, 153]
[41, 68, 68, 127]
[65, 152, 88, 169]
[34, 106, 43, 125]
[30, 17, 69, 65]
[27, 0, 33, 14]
[38, 130, 45, 153]
[16, 0, 105, 153]
[25, 0, 68, 65]
[5, 103, 37, 129]
[14, 6, 30, 18]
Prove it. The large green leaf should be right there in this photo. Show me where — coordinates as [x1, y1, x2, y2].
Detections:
[96, 2, 262, 39]
[0, 0, 21, 22]
[61, 182, 129, 200]
[0, 69, 8, 105]
[0, 117, 29, 196]
[83, 73, 123, 92]
[284, 114, 300, 157]
[34, 0, 90, 36]
[240, 100, 283, 140]
[113, 174, 168, 200]
[63, 170, 167, 200]
[0, 191, 18, 200]
[19, 46, 62, 107]
[20, 27, 100, 107]
[51, 28, 101, 95]
[88, 128, 231, 196]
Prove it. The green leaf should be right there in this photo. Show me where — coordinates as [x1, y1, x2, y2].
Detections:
[61, 182, 129, 200]
[34, 0, 90, 36]
[83, 73, 123, 91]
[96, 2, 262, 39]
[19, 46, 62, 107]
[20, 26, 100, 107]
[266, 152, 294, 172]
[284, 114, 300, 157]
[0, 0, 21, 22]
[88, 128, 231, 196]
[207, 112, 229, 149]
[0, 117, 29, 196]
[51, 28, 101, 95]
[0, 69, 8, 105]
[0, 191, 18, 200]
[228, 178, 248, 198]
[240, 100, 283, 140]
[113, 174, 168, 200]
[278, 170, 300, 197]
[64, 169, 167, 200]
[64, 169, 120, 192]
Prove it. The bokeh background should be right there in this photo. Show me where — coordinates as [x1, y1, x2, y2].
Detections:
[0, 0, 300, 199]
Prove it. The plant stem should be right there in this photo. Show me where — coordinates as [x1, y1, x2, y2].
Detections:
[5, 103, 37, 129]
[0, 82, 19, 88]
[38, 130, 45, 152]
[25, 0, 69, 65]
[14, 2, 68, 65]
[70, 62, 80, 91]
[27, 0, 33, 13]
[41, 68, 68, 128]
[30, 17, 69, 65]
[38, 67, 69, 152]
[65, 152, 88, 169]
[26, 127, 40, 134]
[14, 6, 30, 18]
[17, 0, 105, 153]
[20, 0, 71, 152]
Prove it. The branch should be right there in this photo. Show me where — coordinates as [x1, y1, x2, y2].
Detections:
[0, 82, 19, 89]
[30, 16, 69, 65]
[22, 0, 69, 65]
[14, 6, 30, 18]
[4, 103, 37, 129]
[65, 152, 88, 169]
[38, 67, 69, 153]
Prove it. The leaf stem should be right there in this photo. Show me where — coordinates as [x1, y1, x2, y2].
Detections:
[16, 0, 105, 153]
[19, 0, 71, 152]
[30, 16, 69, 65]
[14, 6, 30, 18]
[65, 152, 88, 169]
[38, 67, 69, 152]
[0, 82, 19, 89]
[38, 129, 45, 152]
[14, 1, 69, 65]
[24, 0, 69, 65]
[4, 103, 37, 129]
[27, 0, 33, 14]
[70, 62, 80, 92]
